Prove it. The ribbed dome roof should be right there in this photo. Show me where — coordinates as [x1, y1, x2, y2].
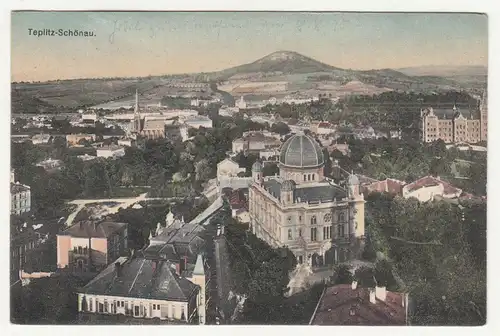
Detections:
[279, 134, 324, 168]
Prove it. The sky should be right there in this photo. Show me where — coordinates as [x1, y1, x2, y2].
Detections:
[11, 11, 488, 82]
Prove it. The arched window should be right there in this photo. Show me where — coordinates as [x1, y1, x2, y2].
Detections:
[338, 212, 345, 222]
[312, 174, 315, 180]
[308, 174, 311, 181]
[311, 215, 317, 225]
[288, 229, 293, 240]
[304, 175, 307, 181]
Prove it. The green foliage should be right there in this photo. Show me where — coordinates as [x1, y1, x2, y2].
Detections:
[354, 266, 376, 288]
[366, 193, 486, 325]
[11, 274, 92, 324]
[333, 263, 353, 284]
[270, 121, 291, 135]
[262, 163, 279, 177]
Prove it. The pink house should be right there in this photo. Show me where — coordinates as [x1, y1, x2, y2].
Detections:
[57, 220, 128, 273]
[362, 178, 407, 196]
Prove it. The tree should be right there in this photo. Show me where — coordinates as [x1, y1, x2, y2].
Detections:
[194, 159, 211, 182]
[333, 263, 353, 284]
[270, 122, 291, 136]
[354, 266, 376, 288]
[262, 163, 279, 177]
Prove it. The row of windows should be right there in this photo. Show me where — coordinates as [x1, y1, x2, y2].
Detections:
[303, 174, 316, 181]
[287, 213, 345, 225]
[287, 224, 347, 241]
[85, 298, 185, 319]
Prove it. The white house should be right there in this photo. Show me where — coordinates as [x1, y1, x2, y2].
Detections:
[77, 255, 206, 324]
[31, 134, 51, 144]
[217, 158, 246, 181]
[96, 145, 126, 159]
[117, 138, 135, 147]
[183, 116, 213, 129]
[402, 176, 462, 202]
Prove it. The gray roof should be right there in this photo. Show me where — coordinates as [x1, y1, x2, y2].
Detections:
[11, 182, 30, 194]
[279, 134, 324, 168]
[81, 257, 198, 301]
[263, 179, 347, 203]
[423, 107, 477, 120]
[144, 223, 205, 264]
[60, 221, 127, 239]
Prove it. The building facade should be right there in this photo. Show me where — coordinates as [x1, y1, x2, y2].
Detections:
[96, 145, 126, 159]
[10, 170, 31, 215]
[248, 134, 366, 267]
[77, 256, 202, 324]
[420, 90, 487, 144]
[57, 220, 128, 272]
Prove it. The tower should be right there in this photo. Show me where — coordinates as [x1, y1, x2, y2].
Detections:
[480, 88, 488, 142]
[252, 161, 263, 185]
[280, 180, 296, 206]
[133, 89, 141, 134]
[191, 254, 206, 325]
[347, 173, 365, 240]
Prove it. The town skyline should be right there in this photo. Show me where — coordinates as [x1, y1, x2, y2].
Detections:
[12, 11, 488, 82]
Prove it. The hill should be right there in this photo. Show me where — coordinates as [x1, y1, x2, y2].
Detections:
[211, 51, 340, 80]
[11, 51, 487, 110]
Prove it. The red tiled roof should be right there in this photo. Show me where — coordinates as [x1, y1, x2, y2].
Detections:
[364, 179, 406, 195]
[311, 284, 406, 326]
[405, 176, 461, 195]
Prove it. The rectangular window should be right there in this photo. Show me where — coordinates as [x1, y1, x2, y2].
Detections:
[338, 223, 345, 237]
[89, 298, 93, 312]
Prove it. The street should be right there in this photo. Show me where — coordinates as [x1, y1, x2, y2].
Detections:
[214, 233, 234, 324]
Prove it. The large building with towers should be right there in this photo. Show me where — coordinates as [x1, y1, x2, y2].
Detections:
[420, 89, 487, 144]
[248, 133, 366, 267]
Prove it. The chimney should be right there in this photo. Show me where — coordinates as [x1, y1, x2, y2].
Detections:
[179, 256, 188, 274]
[375, 286, 387, 302]
[351, 281, 358, 290]
[115, 262, 122, 277]
[369, 289, 376, 304]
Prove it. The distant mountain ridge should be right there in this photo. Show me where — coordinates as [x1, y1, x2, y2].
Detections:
[396, 65, 487, 77]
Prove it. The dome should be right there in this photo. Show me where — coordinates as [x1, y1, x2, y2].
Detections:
[252, 161, 263, 172]
[281, 180, 296, 191]
[348, 174, 359, 185]
[279, 134, 324, 168]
